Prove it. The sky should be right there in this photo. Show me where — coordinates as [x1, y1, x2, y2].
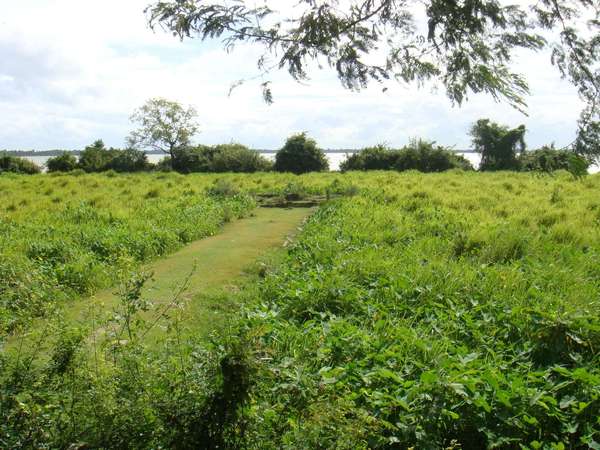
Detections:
[0, 0, 586, 151]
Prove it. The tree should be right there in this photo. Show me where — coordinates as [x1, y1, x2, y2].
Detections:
[469, 119, 526, 171]
[46, 152, 78, 172]
[147, 0, 599, 153]
[128, 98, 199, 161]
[78, 140, 117, 173]
[274, 133, 329, 174]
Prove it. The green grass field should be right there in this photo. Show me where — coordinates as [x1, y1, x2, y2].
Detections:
[1, 170, 599, 449]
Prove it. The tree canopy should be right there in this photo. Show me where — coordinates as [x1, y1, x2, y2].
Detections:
[128, 98, 199, 160]
[470, 119, 526, 171]
[147, 0, 599, 157]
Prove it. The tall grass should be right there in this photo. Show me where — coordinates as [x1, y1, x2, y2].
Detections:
[238, 170, 600, 448]
[1, 170, 599, 448]
[0, 172, 256, 334]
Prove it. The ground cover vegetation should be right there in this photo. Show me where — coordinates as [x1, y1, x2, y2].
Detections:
[1, 170, 599, 448]
[0, 172, 258, 335]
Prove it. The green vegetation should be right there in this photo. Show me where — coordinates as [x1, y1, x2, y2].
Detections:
[340, 140, 473, 172]
[128, 97, 199, 162]
[169, 143, 273, 173]
[0, 154, 41, 174]
[519, 146, 590, 177]
[0, 172, 256, 334]
[470, 119, 526, 171]
[274, 133, 329, 174]
[46, 152, 78, 173]
[1, 171, 599, 448]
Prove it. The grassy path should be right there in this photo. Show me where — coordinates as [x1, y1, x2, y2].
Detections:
[7, 207, 312, 353]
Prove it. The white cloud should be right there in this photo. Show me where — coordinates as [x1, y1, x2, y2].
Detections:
[0, 0, 587, 150]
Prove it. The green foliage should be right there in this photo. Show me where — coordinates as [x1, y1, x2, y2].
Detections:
[274, 133, 329, 174]
[128, 97, 199, 160]
[519, 146, 590, 177]
[173, 143, 272, 173]
[340, 145, 397, 171]
[172, 145, 217, 173]
[46, 152, 78, 173]
[0, 273, 252, 449]
[77, 141, 150, 173]
[107, 148, 151, 172]
[470, 119, 526, 171]
[77, 140, 117, 173]
[210, 143, 272, 173]
[341, 140, 474, 172]
[2, 171, 600, 448]
[0, 172, 256, 334]
[147, 1, 599, 153]
[232, 172, 600, 448]
[0, 154, 41, 174]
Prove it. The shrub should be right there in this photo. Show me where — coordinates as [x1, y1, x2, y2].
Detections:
[274, 133, 329, 174]
[46, 152, 78, 172]
[397, 139, 473, 172]
[340, 140, 473, 172]
[340, 145, 398, 171]
[172, 145, 215, 173]
[171, 144, 272, 173]
[77, 140, 117, 173]
[107, 149, 150, 172]
[155, 157, 173, 172]
[519, 145, 589, 176]
[0, 154, 41, 174]
[210, 143, 272, 173]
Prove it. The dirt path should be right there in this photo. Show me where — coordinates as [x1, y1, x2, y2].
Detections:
[6, 207, 313, 353]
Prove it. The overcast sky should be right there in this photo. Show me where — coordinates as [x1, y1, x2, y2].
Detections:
[0, 0, 586, 151]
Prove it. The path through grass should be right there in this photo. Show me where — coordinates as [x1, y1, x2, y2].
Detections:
[7, 206, 312, 354]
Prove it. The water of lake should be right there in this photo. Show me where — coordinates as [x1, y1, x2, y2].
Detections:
[21, 152, 599, 173]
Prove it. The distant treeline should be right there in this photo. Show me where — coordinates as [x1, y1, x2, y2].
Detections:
[0, 119, 593, 176]
[0, 148, 479, 156]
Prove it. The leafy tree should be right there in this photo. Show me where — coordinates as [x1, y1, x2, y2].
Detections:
[46, 152, 78, 172]
[128, 98, 199, 162]
[77, 140, 117, 173]
[470, 119, 526, 171]
[147, 0, 599, 155]
[274, 133, 329, 174]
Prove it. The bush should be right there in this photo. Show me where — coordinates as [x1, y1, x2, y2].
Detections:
[172, 145, 215, 173]
[340, 145, 398, 171]
[155, 157, 173, 172]
[171, 144, 272, 173]
[77, 141, 151, 173]
[77, 140, 117, 173]
[274, 133, 329, 174]
[210, 143, 272, 173]
[340, 140, 473, 172]
[0, 155, 41, 174]
[518, 146, 589, 176]
[46, 152, 78, 172]
[398, 139, 473, 172]
[107, 149, 151, 172]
